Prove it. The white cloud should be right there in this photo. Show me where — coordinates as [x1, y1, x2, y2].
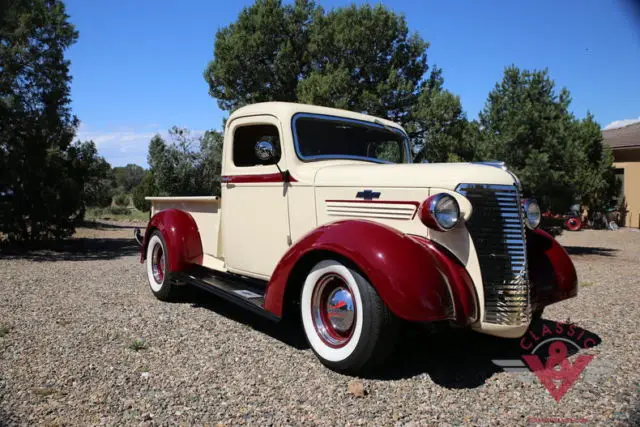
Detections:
[603, 117, 640, 130]
[75, 128, 159, 167]
[74, 124, 206, 168]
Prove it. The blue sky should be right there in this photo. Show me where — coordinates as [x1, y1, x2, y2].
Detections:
[66, 0, 640, 167]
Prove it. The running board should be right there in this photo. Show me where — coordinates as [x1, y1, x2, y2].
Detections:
[175, 266, 279, 322]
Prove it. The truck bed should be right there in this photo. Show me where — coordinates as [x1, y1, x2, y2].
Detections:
[146, 196, 225, 271]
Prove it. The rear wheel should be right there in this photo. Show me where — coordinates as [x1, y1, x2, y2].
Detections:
[146, 231, 179, 301]
[300, 259, 398, 375]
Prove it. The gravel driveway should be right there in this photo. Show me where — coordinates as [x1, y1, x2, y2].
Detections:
[1, 221, 638, 426]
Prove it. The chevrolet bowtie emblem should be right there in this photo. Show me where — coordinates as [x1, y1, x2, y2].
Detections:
[356, 190, 381, 200]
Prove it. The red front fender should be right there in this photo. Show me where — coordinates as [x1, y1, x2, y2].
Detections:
[263, 220, 478, 324]
[140, 209, 203, 272]
[527, 228, 578, 310]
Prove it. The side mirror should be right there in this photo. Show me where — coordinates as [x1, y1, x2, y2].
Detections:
[255, 140, 276, 163]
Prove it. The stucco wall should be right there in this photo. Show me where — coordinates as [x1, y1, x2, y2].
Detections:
[613, 148, 640, 228]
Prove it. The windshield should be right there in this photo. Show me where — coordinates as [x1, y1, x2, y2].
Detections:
[292, 114, 410, 164]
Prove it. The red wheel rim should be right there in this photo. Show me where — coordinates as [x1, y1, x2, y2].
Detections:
[151, 244, 165, 283]
[565, 218, 581, 231]
[311, 273, 356, 348]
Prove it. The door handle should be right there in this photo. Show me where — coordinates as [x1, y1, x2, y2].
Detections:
[226, 183, 235, 189]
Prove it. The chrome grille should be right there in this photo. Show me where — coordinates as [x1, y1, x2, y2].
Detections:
[456, 184, 530, 325]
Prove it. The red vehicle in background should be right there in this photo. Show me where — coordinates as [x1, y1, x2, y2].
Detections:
[564, 216, 582, 231]
[542, 204, 621, 232]
[542, 210, 583, 231]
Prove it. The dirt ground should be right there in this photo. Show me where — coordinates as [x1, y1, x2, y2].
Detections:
[1, 221, 639, 425]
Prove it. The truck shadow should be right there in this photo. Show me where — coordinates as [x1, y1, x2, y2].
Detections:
[373, 319, 602, 387]
[0, 238, 140, 262]
[177, 287, 602, 388]
[563, 246, 618, 257]
[629, 403, 640, 426]
[177, 286, 309, 350]
[0, 407, 15, 427]
[79, 220, 145, 230]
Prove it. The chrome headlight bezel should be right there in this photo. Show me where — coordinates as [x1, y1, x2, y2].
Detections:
[523, 198, 541, 230]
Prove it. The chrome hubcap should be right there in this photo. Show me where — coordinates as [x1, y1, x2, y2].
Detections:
[327, 288, 355, 333]
[311, 273, 356, 347]
[151, 244, 165, 284]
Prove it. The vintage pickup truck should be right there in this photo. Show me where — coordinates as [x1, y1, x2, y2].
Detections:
[136, 102, 577, 374]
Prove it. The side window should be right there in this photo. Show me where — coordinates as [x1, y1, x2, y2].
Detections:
[233, 124, 281, 167]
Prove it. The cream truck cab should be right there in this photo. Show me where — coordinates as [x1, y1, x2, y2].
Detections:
[136, 102, 578, 375]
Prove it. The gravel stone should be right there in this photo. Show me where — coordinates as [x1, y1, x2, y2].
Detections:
[348, 380, 367, 398]
[0, 221, 639, 425]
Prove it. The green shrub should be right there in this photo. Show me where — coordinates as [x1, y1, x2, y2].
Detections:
[133, 172, 154, 212]
[108, 206, 131, 215]
[114, 193, 130, 207]
[128, 338, 147, 351]
[86, 207, 104, 218]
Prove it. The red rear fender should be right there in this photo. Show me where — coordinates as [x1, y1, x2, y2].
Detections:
[141, 209, 203, 272]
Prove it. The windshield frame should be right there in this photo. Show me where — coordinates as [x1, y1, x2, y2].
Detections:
[291, 112, 412, 164]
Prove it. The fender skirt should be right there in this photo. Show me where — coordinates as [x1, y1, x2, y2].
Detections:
[263, 220, 478, 324]
[140, 209, 203, 272]
[527, 228, 578, 311]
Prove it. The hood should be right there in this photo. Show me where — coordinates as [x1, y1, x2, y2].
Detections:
[313, 162, 517, 190]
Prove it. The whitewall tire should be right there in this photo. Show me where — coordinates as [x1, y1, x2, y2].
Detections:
[145, 231, 178, 301]
[300, 259, 398, 375]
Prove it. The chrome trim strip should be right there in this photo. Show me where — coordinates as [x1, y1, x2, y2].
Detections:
[325, 201, 417, 220]
[291, 112, 412, 164]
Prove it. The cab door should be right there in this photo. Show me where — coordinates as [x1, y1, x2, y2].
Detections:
[220, 115, 291, 279]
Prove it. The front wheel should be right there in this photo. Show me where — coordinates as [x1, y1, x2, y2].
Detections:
[300, 259, 398, 375]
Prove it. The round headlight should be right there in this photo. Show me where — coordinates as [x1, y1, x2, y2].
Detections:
[419, 193, 461, 231]
[523, 199, 541, 229]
